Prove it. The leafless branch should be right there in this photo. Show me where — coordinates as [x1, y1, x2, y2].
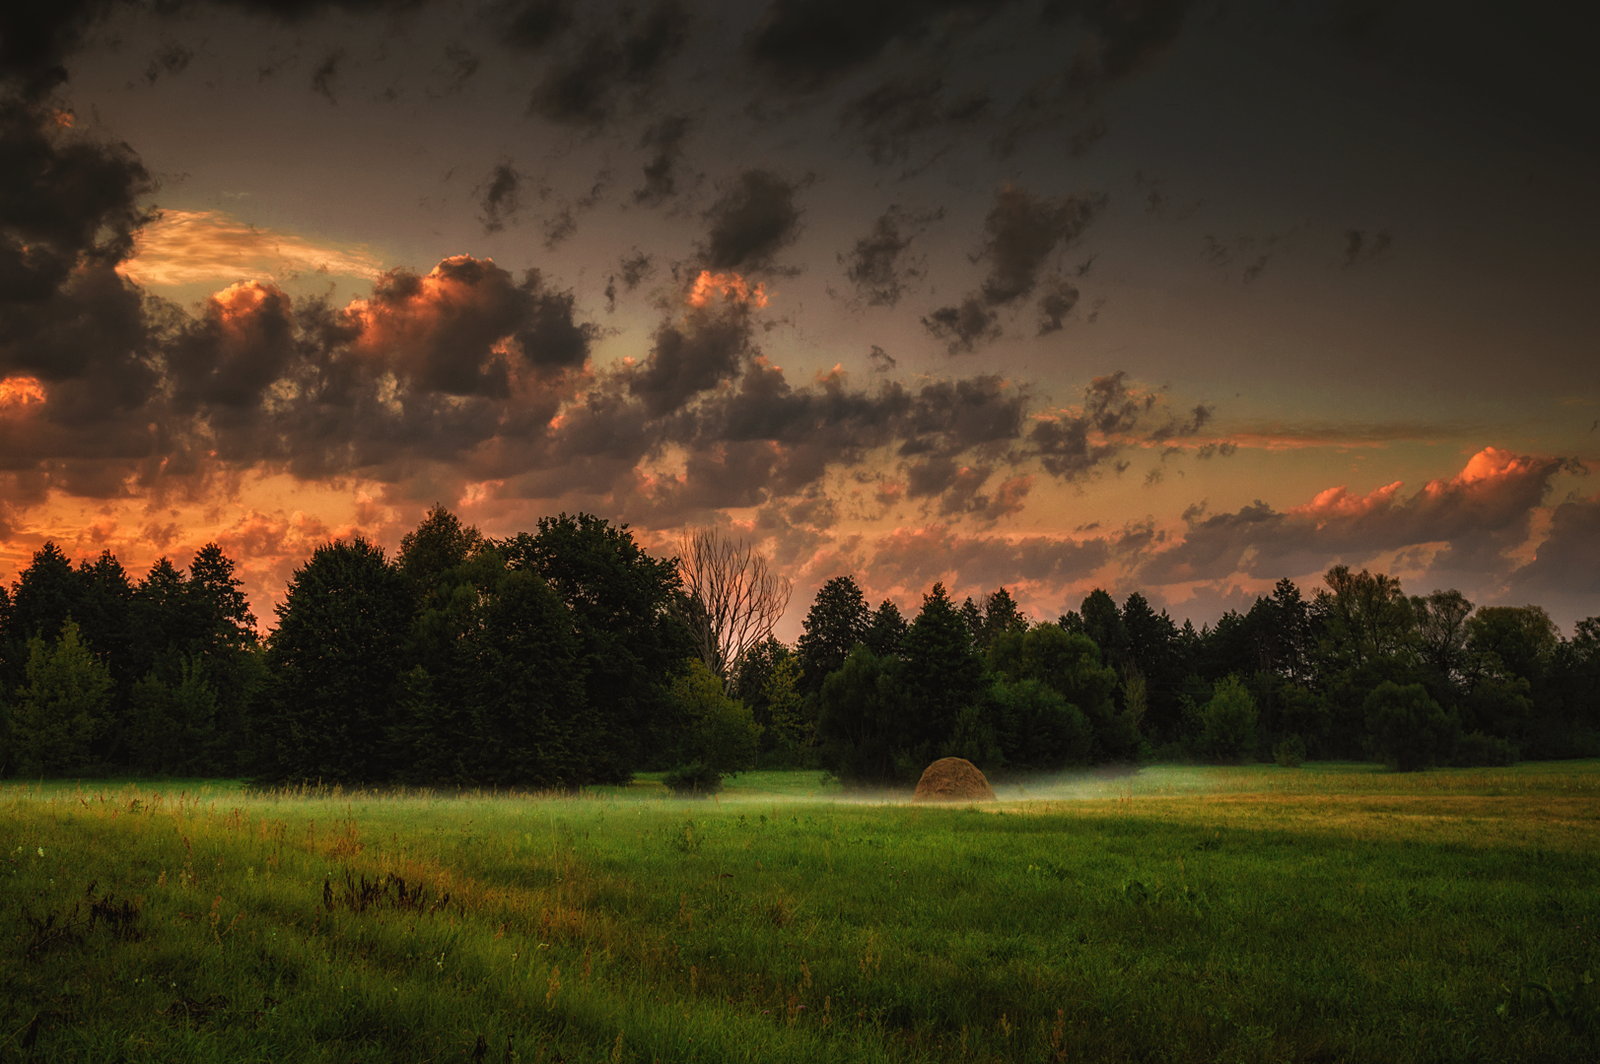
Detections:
[673, 529, 792, 693]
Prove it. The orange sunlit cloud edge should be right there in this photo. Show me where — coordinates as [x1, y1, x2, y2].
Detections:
[2, 446, 1590, 642]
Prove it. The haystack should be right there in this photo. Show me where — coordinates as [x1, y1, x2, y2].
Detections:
[912, 757, 995, 803]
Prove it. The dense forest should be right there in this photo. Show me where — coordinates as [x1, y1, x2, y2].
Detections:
[1, 505, 1597, 789]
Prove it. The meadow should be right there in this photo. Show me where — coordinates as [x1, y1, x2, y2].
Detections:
[2, 762, 1596, 1063]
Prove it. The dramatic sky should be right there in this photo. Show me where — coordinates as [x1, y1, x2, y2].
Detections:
[2, 0, 1597, 638]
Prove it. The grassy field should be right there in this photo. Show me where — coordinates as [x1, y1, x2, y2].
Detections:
[2, 763, 1597, 1063]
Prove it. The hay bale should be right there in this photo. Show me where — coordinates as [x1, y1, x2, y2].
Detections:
[912, 757, 996, 803]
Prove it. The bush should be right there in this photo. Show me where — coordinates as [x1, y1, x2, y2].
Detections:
[1198, 676, 1258, 763]
[668, 660, 761, 777]
[1452, 731, 1517, 767]
[1365, 681, 1459, 771]
[663, 761, 722, 797]
[1273, 734, 1307, 767]
[988, 678, 1093, 771]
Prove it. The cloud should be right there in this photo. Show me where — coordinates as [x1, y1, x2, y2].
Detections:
[477, 163, 524, 234]
[840, 74, 991, 165]
[925, 184, 1099, 351]
[1508, 493, 1600, 601]
[1136, 447, 1573, 587]
[978, 185, 1097, 305]
[311, 49, 344, 103]
[1, 96, 155, 301]
[619, 251, 653, 289]
[120, 209, 384, 289]
[863, 523, 1110, 609]
[0, 0, 118, 98]
[922, 296, 1000, 354]
[626, 297, 755, 417]
[1043, 0, 1192, 92]
[1036, 276, 1079, 334]
[145, 41, 195, 85]
[743, 0, 1006, 93]
[347, 256, 594, 396]
[527, 0, 688, 126]
[635, 114, 690, 205]
[699, 170, 804, 273]
[840, 206, 938, 307]
[500, 0, 576, 51]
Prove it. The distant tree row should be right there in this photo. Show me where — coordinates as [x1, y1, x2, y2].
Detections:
[3, 507, 1598, 785]
[737, 568, 1600, 784]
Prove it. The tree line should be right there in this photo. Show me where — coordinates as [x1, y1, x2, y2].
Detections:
[1, 505, 1597, 786]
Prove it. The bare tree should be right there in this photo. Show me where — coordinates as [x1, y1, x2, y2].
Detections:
[673, 529, 792, 692]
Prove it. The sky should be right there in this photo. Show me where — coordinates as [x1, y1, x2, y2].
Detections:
[1, 0, 1597, 640]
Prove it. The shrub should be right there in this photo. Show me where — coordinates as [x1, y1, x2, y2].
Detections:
[1364, 681, 1459, 771]
[1273, 734, 1307, 767]
[1198, 676, 1258, 763]
[1453, 731, 1517, 767]
[663, 761, 722, 797]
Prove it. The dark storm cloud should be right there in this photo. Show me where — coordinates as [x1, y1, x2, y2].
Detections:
[1509, 495, 1600, 600]
[477, 161, 522, 233]
[0, 0, 117, 97]
[840, 206, 938, 307]
[0, 98, 162, 471]
[699, 169, 804, 273]
[165, 283, 300, 411]
[626, 302, 755, 417]
[526, 0, 688, 127]
[1137, 449, 1572, 586]
[743, 0, 1007, 93]
[635, 114, 689, 205]
[0, 98, 155, 304]
[925, 185, 1100, 351]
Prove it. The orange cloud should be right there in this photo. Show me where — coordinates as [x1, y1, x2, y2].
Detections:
[120, 209, 384, 290]
[686, 270, 768, 308]
[0, 376, 46, 409]
[1287, 480, 1404, 524]
[1427, 445, 1541, 490]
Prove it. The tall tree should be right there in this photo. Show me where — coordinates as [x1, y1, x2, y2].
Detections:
[1411, 588, 1474, 682]
[7, 620, 114, 777]
[502, 513, 689, 779]
[815, 645, 907, 786]
[975, 587, 1028, 651]
[863, 599, 908, 658]
[899, 583, 987, 756]
[988, 623, 1131, 760]
[398, 504, 485, 595]
[1079, 589, 1129, 668]
[795, 576, 870, 694]
[1316, 566, 1415, 671]
[261, 538, 413, 784]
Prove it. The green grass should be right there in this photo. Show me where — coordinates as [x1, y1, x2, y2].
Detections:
[2, 763, 1597, 1062]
